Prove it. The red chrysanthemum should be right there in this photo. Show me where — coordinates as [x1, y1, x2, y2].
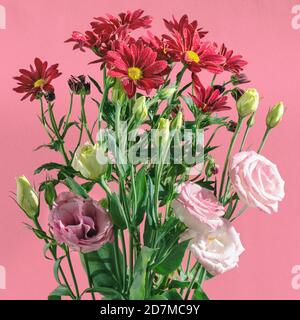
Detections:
[13, 58, 61, 101]
[140, 31, 170, 62]
[190, 74, 230, 113]
[219, 43, 248, 74]
[106, 42, 168, 98]
[91, 9, 152, 36]
[162, 16, 225, 73]
[163, 14, 207, 40]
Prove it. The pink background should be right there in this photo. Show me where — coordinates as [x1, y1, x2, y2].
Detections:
[0, 0, 300, 299]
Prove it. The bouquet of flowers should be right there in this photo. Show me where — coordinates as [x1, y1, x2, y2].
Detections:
[13, 10, 285, 300]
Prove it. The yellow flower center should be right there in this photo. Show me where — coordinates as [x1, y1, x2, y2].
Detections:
[34, 79, 46, 88]
[186, 50, 200, 63]
[128, 67, 143, 81]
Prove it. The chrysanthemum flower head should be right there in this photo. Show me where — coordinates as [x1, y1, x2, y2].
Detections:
[106, 41, 168, 98]
[13, 58, 61, 101]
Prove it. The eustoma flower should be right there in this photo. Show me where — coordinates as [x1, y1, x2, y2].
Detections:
[72, 143, 108, 180]
[172, 182, 225, 231]
[49, 192, 113, 253]
[230, 151, 285, 214]
[106, 41, 168, 98]
[13, 58, 61, 101]
[182, 219, 245, 276]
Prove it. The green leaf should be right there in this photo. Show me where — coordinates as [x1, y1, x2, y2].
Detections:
[48, 285, 72, 300]
[134, 167, 148, 225]
[83, 287, 123, 300]
[81, 243, 120, 290]
[34, 162, 66, 174]
[53, 256, 66, 286]
[192, 288, 209, 300]
[88, 76, 103, 94]
[129, 246, 154, 300]
[64, 177, 89, 199]
[155, 239, 190, 275]
[81, 181, 95, 193]
[109, 193, 127, 229]
[169, 280, 198, 290]
[164, 289, 183, 300]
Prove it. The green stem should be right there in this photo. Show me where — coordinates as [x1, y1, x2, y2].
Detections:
[33, 218, 76, 300]
[219, 116, 244, 200]
[82, 253, 96, 300]
[80, 94, 94, 144]
[120, 230, 127, 293]
[128, 230, 134, 292]
[211, 74, 217, 86]
[113, 229, 123, 289]
[65, 247, 80, 299]
[258, 127, 271, 154]
[184, 264, 201, 300]
[48, 103, 70, 165]
[239, 113, 255, 152]
[62, 92, 74, 137]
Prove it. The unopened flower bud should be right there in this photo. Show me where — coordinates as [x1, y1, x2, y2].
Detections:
[44, 181, 57, 208]
[247, 113, 255, 127]
[205, 157, 219, 178]
[112, 79, 126, 105]
[231, 73, 250, 86]
[72, 143, 107, 180]
[213, 85, 225, 94]
[133, 96, 148, 122]
[237, 88, 259, 118]
[227, 120, 237, 133]
[45, 91, 56, 102]
[266, 102, 284, 129]
[16, 176, 39, 219]
[231, 88, 245, 102]
[158, 87, 176, 100]
[68, 75, 90, 95]
[171, 111, 183, 130]
[156, 118, 170, 146]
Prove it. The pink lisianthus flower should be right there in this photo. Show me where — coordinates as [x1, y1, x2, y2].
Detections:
[49, 192, 113, 253]
[230, 151, 285, 214]
[172, 182, 225, 231]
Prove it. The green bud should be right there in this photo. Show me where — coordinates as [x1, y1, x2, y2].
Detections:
[237, 88, 259, 118]
[72, 143, 107, 180]
[133, 96, 148, 122]
[16, 176, 39, 219]
[158, 87, 176, 100]
[156, 118, 170, 146]
[44, 182, 57, 208]
[171, 111, 183, 130]
[247, 113, 255, 127]
[112, 79, 126, 105]
[205, 156, 219, 178]
[266, 102, 284, 128]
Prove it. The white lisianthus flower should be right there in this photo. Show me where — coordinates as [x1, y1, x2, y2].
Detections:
[72, 142, 107, 180]
[182, 218, 245, 276]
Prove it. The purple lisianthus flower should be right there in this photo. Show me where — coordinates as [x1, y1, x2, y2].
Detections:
[49, 192, 113, 253]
